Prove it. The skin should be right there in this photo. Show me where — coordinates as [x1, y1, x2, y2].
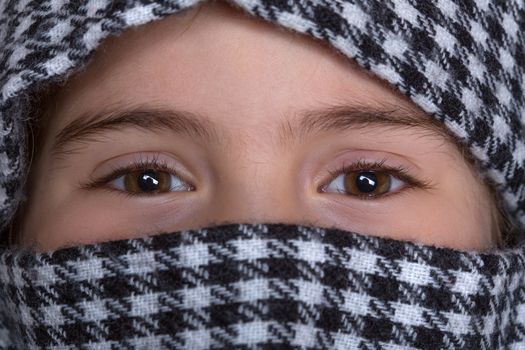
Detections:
[20, 1, 495, 251]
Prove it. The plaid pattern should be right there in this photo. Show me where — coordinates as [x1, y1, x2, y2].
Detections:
[0, 0, 525, 233]
[0, 224, 523, 349]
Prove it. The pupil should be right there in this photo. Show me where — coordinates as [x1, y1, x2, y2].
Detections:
[356, 171, 378, 193]
[138, 170, 160, 192]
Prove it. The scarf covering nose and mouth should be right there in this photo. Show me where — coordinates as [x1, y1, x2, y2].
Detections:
[0, 224, 523, 349]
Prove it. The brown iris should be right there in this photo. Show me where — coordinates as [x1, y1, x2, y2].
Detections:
[344, 171, 391, 196]
[123, 170, 172, 194]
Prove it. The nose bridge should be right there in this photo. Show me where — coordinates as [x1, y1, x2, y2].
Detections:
[207, 147, 300, 224]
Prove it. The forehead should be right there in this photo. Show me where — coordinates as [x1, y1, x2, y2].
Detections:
[50, 1, 421, 132]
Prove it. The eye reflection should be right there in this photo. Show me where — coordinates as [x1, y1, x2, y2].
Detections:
[325, 170, 404, 198]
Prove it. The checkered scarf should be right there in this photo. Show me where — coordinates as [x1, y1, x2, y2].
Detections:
[0, 224, 523, 349]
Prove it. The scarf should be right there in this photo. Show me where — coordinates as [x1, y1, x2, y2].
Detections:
[0, 224, 524, 349]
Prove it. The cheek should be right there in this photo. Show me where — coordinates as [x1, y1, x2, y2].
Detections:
[458, 184, 495, 248]
[21, 194, 200, 251]
[412, 198, 493, 250]
[407, 175, 494, 250]
[447, 166, 495, 248]
[393, 160, 496, 250]
[309, 181, 494, 251]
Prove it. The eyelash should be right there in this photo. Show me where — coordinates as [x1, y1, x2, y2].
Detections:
[320, 159, 432, 198]
[80, 154, 192, 196]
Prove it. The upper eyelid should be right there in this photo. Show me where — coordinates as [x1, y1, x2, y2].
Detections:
[325, 159, 405, 183]
[92, 151, 188, 179]
[326, 159, 390, 176]
[110, 162, 176, 181]
[103, 158, 175, 181]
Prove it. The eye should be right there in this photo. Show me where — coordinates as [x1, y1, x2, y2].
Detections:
[110, 169, 193, 194]
[323, 169, 405, 198]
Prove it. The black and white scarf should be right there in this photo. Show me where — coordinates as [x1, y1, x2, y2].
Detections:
[0, 224, 524, 349]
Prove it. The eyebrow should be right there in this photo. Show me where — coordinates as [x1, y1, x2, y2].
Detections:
[281, 104, 449, 145]
[51, 104, 450, 156]
[52, 108, 218, 156]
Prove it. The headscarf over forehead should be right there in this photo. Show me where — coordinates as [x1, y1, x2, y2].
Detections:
[0, 0, 524, 231]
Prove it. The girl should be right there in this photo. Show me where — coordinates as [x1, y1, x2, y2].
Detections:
[0, 0, 523, 348]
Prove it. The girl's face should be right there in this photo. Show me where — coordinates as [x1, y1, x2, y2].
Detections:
[21, 2, 495, 251]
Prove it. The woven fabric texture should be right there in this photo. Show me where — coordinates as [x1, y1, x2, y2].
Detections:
[0, 0, 524, 233]
[0, 224, 524, 349]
